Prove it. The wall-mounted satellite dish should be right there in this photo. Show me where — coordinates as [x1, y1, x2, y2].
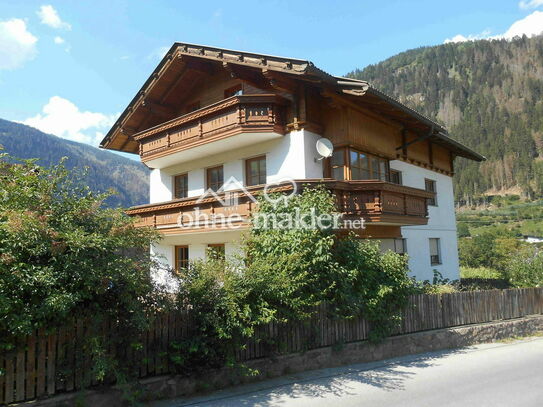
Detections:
[315, 138, 334, 160]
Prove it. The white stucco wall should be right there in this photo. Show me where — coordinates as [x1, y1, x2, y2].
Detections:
[148, 132, 460, 283]
[149, 169, 173, 204]
[149, 129, 324, 204]
[267, 129, 323, 183]
[390, 160, 460, 282]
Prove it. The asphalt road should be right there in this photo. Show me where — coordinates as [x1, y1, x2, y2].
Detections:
[152, 336, 543, 407]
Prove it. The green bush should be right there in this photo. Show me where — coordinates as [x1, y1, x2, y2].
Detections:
[504, 246, 543, 287]
[458, 227, 524, 271]
[0, 153, 169, 377]
[169, 186, 416, 371]
[460, 267, 502, 279]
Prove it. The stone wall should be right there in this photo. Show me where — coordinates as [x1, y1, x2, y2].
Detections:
[23, 315, 543, 407]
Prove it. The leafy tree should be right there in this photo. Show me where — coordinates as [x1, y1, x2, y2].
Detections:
[0, 152, 168, 364]
[504, 246, 543, 287]
[457, 222, 470, 238]
[458, 227, 524, 272]
[171, 186, 416, 372]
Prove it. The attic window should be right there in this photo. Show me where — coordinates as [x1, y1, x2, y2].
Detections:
[224, 84, 242, 98]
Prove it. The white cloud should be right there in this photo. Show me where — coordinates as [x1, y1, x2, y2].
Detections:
[444, 30, 492, 44]
[24, 96, 117, 146]
[0, 18, 38, 70]
[37, 5, 71, 30]
[53, 36, 64, 44]
[519, 0, 543, 9]
[444, 11, 543, 43]
[500, 10, 543, 38]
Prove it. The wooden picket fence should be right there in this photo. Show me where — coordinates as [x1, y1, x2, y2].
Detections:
[1, 287, 542, 405]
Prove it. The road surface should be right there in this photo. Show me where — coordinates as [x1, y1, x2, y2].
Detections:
[152, 336, 543, 407]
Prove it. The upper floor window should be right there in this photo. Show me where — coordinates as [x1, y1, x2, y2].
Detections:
[173, 173, 188, 199]
[175, 245, 189, 272]
[246, 156, 266, 186]
[390, 169, 402, 185]
[224, 84, 242, 98]
[429, 238, 442, 265]
[330, 147, 390, 181]
[425, 178, 437, 206]
[331, 149, 346, 180]
[206, 165, 224, 192]
[186, 101, 200, 113]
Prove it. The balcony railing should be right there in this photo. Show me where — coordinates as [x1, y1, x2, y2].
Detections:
[134, 94, 287, 162]
[125, 179, 434, 234]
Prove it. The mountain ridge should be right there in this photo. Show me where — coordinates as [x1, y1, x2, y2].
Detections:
[0, 118, 149, 208]
[348, 34, 543, 201]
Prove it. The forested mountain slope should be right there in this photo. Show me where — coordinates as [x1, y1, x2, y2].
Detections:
[348, 34, 543, 201]
[0, 118, 149, 207]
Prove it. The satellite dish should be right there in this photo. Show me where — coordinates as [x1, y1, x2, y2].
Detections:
[316, 138, 334, 159]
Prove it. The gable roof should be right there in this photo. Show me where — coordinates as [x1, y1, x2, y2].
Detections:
[100, 42, 484, 162]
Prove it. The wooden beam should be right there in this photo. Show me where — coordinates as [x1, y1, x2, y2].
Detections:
[321, 89, 403, 130]
[180, 55, 216, 75]
[160, 63, 190, 103]
[396, 125, 435, 151]
[120, 126, 138, 136]
[401, 128, 407, 157]
[142, 99, 175, 118]
[262, 69, 297, 93]
[223, 62, 272, 90]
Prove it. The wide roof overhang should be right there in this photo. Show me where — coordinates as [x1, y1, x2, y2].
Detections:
[100, 42, 484, 162]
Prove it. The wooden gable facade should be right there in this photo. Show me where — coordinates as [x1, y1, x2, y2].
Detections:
[100, 42, 483, 175]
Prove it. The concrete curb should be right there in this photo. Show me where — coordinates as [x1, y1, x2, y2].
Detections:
[19, 315, 543, 407]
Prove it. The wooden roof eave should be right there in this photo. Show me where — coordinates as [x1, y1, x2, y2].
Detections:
[329, 83, 485, 162]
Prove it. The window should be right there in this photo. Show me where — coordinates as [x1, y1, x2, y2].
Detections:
[429, 238, 441, 265]
[224, 84, 242, 98]
[246, 156, 266, 186]
[350, 150, 370, 180]
[207, 244, 225, 260]
[329, 147, 389, 181]
[390, 169, 402, 185]
[186, 101, 200, 113]
[425, 179, 437, 206]
[330, 148, 346, 180]
[206, 165, 224, 192]
[173, 173, 188, 199]
[394, 238, 407, 255]
[175, 246, 189, 272]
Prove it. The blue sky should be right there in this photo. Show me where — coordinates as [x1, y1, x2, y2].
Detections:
[0, 0, 542, 156]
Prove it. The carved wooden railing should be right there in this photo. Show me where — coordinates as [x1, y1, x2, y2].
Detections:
[125, 180, 434, 233]
[133, 94, 287, 162]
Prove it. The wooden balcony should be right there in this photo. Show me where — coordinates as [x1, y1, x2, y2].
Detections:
[134, 94, 287, 164]
[125, 180, 434, 235]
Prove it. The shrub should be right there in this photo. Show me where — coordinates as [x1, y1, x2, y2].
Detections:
[168, 186, 416, 371]
[504, 246, 543, 287]
[460, 267, 502, 279]
[459, 227, 523, 271]
[0, 153, 170, 378]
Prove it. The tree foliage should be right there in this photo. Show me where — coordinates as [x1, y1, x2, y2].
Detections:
[504, 246, 543, 288]
[0, 118, 149, 207]
[458, 227, 524, 272]
[170, 186, 415, 372]
[348, 34, 543, 201]
[0, 152, 167, 353]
